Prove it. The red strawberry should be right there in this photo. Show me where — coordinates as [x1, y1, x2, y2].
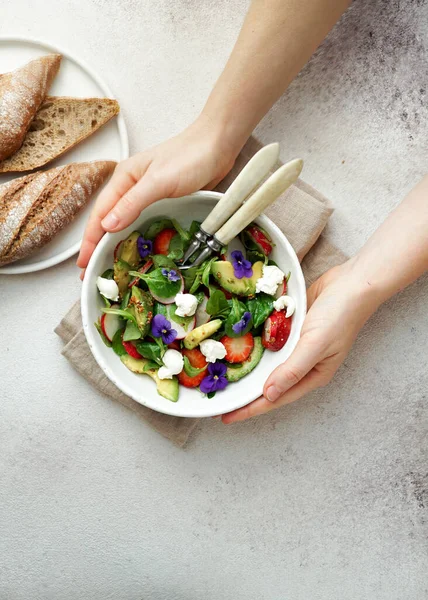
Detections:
[167, 340, 181, 351]
[245, 225, 273, 255]
[122, 336, 143, 359]
[262, 310, 292, 351]
[177, 348, 208, 388]
[153, 228, 177, 255]
[220, 332, 254, 363]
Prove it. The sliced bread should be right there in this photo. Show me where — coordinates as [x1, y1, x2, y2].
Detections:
[0, 160, 116, 266]
[0, 54, 61, 161]
[0, 96, 120, 172]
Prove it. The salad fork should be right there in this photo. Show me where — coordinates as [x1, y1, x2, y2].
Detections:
[178, 146, 303, 269]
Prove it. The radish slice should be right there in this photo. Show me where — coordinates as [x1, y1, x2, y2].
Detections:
[151, 272, 184, 304]
[166, 305, 196, 339]
[101, 303, 122, 342]
[114, 240, 124, 261]
[195, 295, 210, 327]
[274, 280, 287, 299]
[224, 237, 246, 262]
[128, 259, 153, 288]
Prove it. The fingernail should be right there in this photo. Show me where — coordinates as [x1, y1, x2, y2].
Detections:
[266, 385, 280, 403]
[101, 212, 119, 230]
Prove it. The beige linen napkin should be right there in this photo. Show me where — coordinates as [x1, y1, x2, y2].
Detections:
[55, 136, 347, 447]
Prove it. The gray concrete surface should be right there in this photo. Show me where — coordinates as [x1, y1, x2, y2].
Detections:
[1, 1, 427, 599]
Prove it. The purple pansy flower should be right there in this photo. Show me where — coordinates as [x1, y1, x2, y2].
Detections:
[232, 311, 252, 335]
[231, 250, 253, 279]
[137, 236, 153, 259]
[151, 314, 177, 344]
[200, 362, 228, 394]
[161, 268, 180, 282]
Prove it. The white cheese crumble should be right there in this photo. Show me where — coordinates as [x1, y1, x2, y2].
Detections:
[255, 265, 285, 296]
[273, 295, 296, 317]
[96, 276, 120, 301]
[199, 339, 227, 363]
[174, 292, 198, 317]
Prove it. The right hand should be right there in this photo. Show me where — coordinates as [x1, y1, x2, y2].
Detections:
[76, 115, 238, 272]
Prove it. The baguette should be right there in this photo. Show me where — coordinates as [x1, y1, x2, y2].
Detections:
[0, 54, 61, 161]
[0, 160, 116, 266]
[0, 96, 120, 172]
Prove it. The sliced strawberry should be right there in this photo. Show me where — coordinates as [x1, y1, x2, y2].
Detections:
[177, 348, 208, 388]
[128, 258, 153, 288]
[245, 225, 273, 256]
[220, 332, 254, 363]
[167, 340, 181, 351]
[114, 240, 124, 261]
[153, 228, 177, 255]
[262, 310, 291, 351]
[122, 335, 143, 359]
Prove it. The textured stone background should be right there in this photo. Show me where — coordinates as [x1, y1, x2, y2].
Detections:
[1, 1, 427, 599]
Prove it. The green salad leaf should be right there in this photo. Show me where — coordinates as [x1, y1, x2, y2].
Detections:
[101, 268, 114, 279]
[224, 297, 250, 337]
[143, 361, 160, 372]
[112, 328, 127, 355]
[246, 293, 274, 329]
[167, 234, 184, 261]
[144, 218, 173, 240]
[183, 355, 206, 377]
[130, 267, 182, 299]
[102, 307, 138, 325]
[123, 320, 141, 341]
[189, 221, 201, 237]
[206, 289, 230, 319]
[171, 218, 191, 243]
[152, 254, 177, 270]
[135, 341, 164, 366]
[120, 289, 131, 310]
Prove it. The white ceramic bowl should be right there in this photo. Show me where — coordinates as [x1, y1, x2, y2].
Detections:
[81, 191, 307, 418]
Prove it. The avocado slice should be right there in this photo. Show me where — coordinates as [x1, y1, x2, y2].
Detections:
[114, 259, 131, 298]
[120, 355, 179, 402]
[119, 231, 141, 268]
[226, 337, 264, 382]
[210, 260, 263, 296]
[129, 286, 154, 337]
[183, 319, 222, 350]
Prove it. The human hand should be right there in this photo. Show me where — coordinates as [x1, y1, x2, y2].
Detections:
[222, 260, 381, 424]
[76, 115, 238, 272]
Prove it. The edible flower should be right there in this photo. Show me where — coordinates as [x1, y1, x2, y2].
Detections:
[151, 314, 177, 344]
[137, 236, 153, 258]
[232, 311, 252, 335]
[231, 250, 253, 279]
[200, 362, 228, 394]
[161, 268, 180, 282]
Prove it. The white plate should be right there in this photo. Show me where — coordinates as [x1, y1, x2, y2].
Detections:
[0, 36, 129, 274]
[81, 192, 307, 418]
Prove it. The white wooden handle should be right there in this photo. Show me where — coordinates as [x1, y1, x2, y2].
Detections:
[201, 143, 280, 235]
[214, 158, 303, 245]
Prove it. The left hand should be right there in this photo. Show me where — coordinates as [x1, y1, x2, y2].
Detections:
[222, 260, 380, 424]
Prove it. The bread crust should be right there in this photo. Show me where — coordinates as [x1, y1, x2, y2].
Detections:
[0, 54, 61, 161]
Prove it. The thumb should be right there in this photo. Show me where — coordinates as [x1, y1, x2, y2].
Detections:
[263, 334, 322, 403]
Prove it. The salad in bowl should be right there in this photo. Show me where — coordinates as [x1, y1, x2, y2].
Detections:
[94, 214, 298, 403]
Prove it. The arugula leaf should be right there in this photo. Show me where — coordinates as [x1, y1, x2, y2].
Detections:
[267, 259, 279, 267]
[194, 291, 206, 305]
[171, 218, 191, 243]
[120, 289, 131, 310]
[201, 257, 216, 287]
[123, 319, 141, 341]
[207, 391, 216, 399]
[152, 254, 177, 270]
[183, 355, 206, 377]
[246, 249, 266, 264]
[167, 234, 184, 261]
[135, 341, 163, 365]
[112, 328, 127, 356]
[182, 266, 199, 292]
[131, 268, 182, 299]
[224, 297, 249, 337]
[246, 293, 274, 329]
[94, 320, 112, 347]
[101, 307, 138, 325]
[189, 221, 201, 237]
[144, 218, 172, 240]
[206, 289, 230, 318]
[101, 268, 114, 279]
[143, 361, 160, 372]
[189, 271, 203, 294]
[100, 294, 111, 308]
